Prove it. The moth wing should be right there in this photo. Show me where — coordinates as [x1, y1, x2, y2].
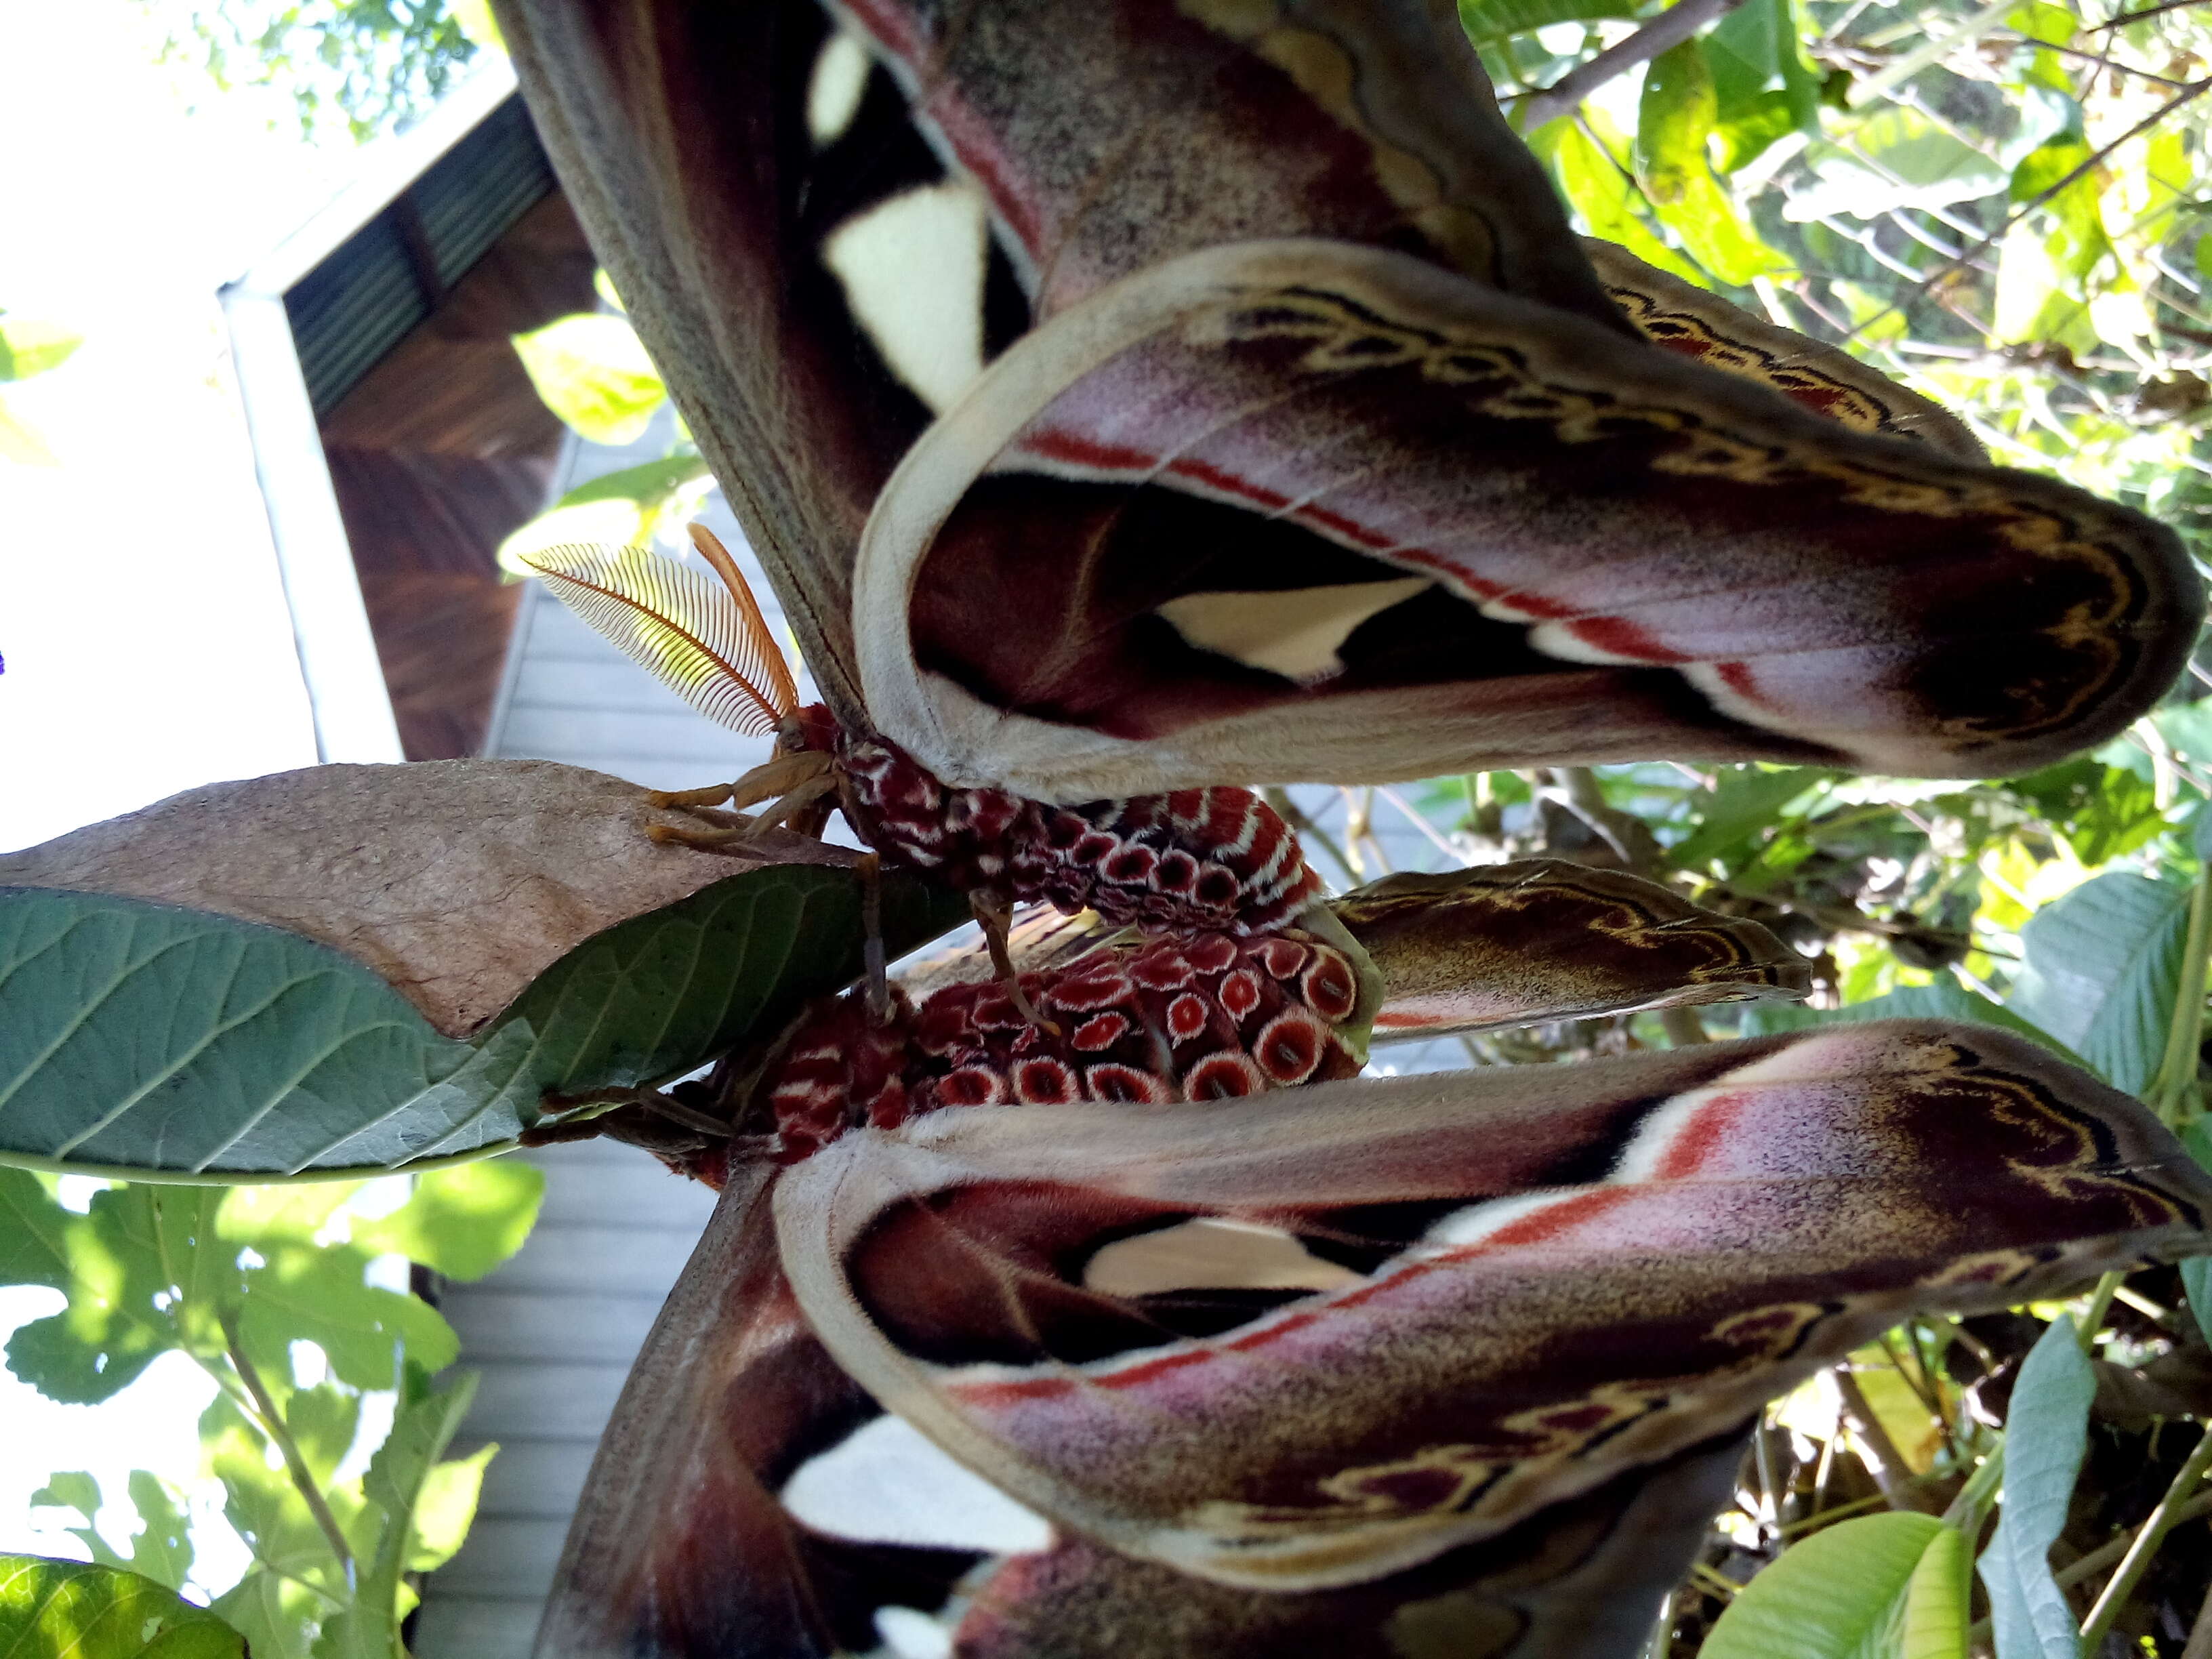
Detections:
[1584, 238, 1985, 460]
[535, 1166, 940, 1659]
[855, 239, 2196, 796]
[1334, 859, 1811, 1041]
[950, 1437, 1744, 1659]
[775, 1021, 2212, 1593]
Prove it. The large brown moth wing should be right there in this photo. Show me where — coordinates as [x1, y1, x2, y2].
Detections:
[855, 239, 2199, 796]
[534, 1166, 970, 1659]
[829, 0, 1625, 330]
[1334, 859, 1810, 1041]
[774, 1021, 2212, 1593]
[951, 1436, 1744, 1659]
[1584, 239, 1985, 460]
[491, 0, 1635, 723]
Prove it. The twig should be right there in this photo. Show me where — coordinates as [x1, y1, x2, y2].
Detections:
[1376, 785, 1475, 867]
[1835, 1367, 1941, 1513]
[219, 1310, 356, 1589]
[2091, 0, 2212, 28]
[1849, 76, 2212, 341]
[2080, 1427, 2212, 1647]
[1513, 0, 1750, 131]
[2184, 1572, 2212, 1659]
[1264, 787, 1359, 888]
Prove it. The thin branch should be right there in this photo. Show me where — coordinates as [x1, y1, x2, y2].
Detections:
[1834, 1367, 1942, 1513]
[2080, 1426, 2212, 1647]
[2091, 0, 2212, 28]
[218, 1310, 356, 1589]
[1513, 0, 1749, 131]
[2002, 33, 2194, 85]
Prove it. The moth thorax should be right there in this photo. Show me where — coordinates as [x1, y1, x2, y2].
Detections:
[763, 930, 1366, 1162]
[780, 703, 842, 755]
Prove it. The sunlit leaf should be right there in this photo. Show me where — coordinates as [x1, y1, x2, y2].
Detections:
[352, 1160, 544, 1282]
[1525, 113, 1708, 285]
[0, 314, 84, 382]
[510, 312, 668, 446]
[1635, 41, 1790, 283]
[407, 1444, 496, 1573]
[1705, 0, 1820, 170]
[1787, 106, 2008, 221]
[0, 1555, 244, 1658]
[1702, 1512, 1955, 1658]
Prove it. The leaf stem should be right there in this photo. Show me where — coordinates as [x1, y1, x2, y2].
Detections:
[2150, 867, 2212, 1125]
[2078, 1423, 2212, 1647]
[218, 1309, 356, 1589]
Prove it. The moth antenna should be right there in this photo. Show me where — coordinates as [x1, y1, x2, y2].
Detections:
[519, 543, 792, 737]
[687, 523, 800, 720]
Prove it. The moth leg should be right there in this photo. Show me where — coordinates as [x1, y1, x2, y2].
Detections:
[647, 773, 839, 851]
[646, 782, 738, 810]
[972, 891, 1061, 1035]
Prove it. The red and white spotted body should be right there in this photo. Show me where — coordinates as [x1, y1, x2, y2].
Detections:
[822, 717, 1322, 935]
[766, 929, 1364, 1162]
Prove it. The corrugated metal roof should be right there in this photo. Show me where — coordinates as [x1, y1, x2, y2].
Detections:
[288, 96, 555, 417]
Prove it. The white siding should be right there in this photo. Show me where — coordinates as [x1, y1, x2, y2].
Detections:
[415, 411, 1476, 1656]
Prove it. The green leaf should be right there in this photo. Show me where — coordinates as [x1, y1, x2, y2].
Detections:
[29, 1472, 128, 1571]
[550, 452, 710, 511]
[0, 888, 515, 1179]
[2005, 758, 2164, 866]
[205, 1569, 324, 1659]
[1790, 106, 2009, 220]
[0, 316, 84, 382]
[1, 1179, 225, 1404]
[407, 1443, 495, 1573]
[0, 863, 963, 1179]
[1901, 1523, 1971, 1659]
[2182, 1256, 2212, 1352]
[1634, 41, 1790, 284]
[310, 1367, 478, 1659]
[1701, 1511, 1951, 1658]
[1704, 0, 1820, 171]
[497, 454, 714, 578]
[2010, 872, 2192, 1096]
[0, 1555, 245, 1658]
[1525, 115, 1708, 285]
[120, 1472, 194, 1592]
[510, 313, 668, 446]
[234, 1244, 458, 1390]
[1669, 767, 1839, 871]
[352, 1161, 544, 1282]
[1978, 1316, 2093, 1659]
[0, 394, 58, 466]
[1457, 0, 1635, 46]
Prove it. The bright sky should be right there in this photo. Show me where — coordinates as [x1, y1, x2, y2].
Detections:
[0, 0, 361, 858]
[0, 0, 415, 1576]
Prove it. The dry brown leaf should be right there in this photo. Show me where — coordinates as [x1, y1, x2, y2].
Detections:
[0, 759, 862, 1038]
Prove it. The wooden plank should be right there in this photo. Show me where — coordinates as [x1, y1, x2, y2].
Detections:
[419, 1516, 572, 1597]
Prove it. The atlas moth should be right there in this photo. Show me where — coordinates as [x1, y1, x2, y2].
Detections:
[522, 527, 1327, 1010]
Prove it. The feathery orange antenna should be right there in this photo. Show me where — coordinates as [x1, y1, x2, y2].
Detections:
[686, 523, 800, 718]
[520, 534, 799, 737]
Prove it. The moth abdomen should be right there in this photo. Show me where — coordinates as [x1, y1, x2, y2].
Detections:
[764, 928, 1366, 1162]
